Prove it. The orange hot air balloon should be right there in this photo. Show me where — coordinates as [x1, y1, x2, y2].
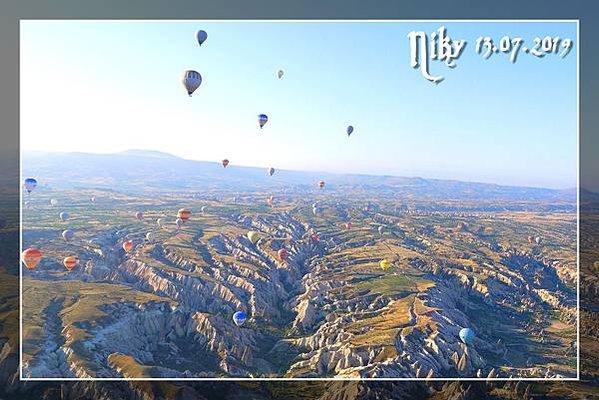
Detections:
[122, 240, 134, 253]
[177, 208, 191, 223]
[63, 256, 79, 271]
[318, 181, 325, 189]
[22, 248, 42, 270]
[267, 196, 274, 207]
[278, 248, 289, 261]
[222, 159, 229, 168]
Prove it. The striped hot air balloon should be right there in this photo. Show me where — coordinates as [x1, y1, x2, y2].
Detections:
[177, 208, 191, 223]
[258, 114, 268, 129]
[181, 70, 202, 97]
[22, 248, 42, 270]
[63, 256, 79, 271]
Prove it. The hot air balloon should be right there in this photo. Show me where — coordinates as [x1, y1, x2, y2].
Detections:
[177, 208, 191, 223]
[347, 125, 354, 137]
[22, 248, 42, 270]
[181, 70, 202, 97]
[535, 236, 542, 245]
[268, 167, 275, 177]
[90, 196, 96, 203]
[122, 240, 134, 253]
[146, 232, 155, 241]
[459, 328, 475, 345]
[59, 212, 69, 222]
[311, 233, 320, 242]
[258, 114, 268, 129]
[378, 225, 385, 235]
[267, 196, 274, 207]
[135, 211, 144, 221]
[62, 229, 74, 242]
[318, 181, 325, 189]
[247, 231, 260, 245]
[24, 178, 37, 194]
[233, 311, 247, 327]
[50, 198, 58, 206]
[201, 206, 207, 215]
[379, 259, 391, 271]
[175, 218, 183, 228]
[527, 235, 535, 244]
[312, 207, 320, 216]
[222, 159, 229, 168]
[277, 69, 284, 79]
[63, 256, 79, 271]
[345, 222, 352, 230]
[157, 218, 164, 227]
[278, 248, 289, 261]
[196, 29, 208, 46]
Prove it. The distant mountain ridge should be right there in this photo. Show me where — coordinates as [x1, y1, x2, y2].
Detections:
[22, 150, 576, 203]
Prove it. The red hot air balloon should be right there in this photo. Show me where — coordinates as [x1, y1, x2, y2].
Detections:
[122, 240, 134, 253]
[278, 248, 289, 261]
[222, 159, 229, 168]
[318, 181, 325, 189]
[22, 248, 42, 270]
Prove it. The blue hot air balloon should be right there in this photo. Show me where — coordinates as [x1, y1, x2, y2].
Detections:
[347, 125, 354, 137]
[258, 114, 268, 129]
[59, 212, 69, 222]
[24, 178, 37, 194]
[196, 30, 208, 46]
[233, 311, 247, 327]
[459, 328, 475, 345]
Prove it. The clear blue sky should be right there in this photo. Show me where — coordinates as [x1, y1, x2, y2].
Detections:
[20, 21, 577, 189]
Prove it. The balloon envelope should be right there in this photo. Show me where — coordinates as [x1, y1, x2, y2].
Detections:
[24, 178, 37, 193]
[222, 159, 229, 168]
[177, 208, 191, 223]
[22, 248, 42, 270]
[50, 199, 58, 206]
[146, 232, 155, 241]
[59, 212, 69, 222]
[258, 114, 268, 128]
[63, 256, 79, 271]
[247, 231, 260, 244]
[278, 248, 288, 261]
[268, 167, 275, 176]
[347, 125, 354, 136]
[181, 70, 202, 96]
[135, 211, 144, 221]
[378, 226, 384, 235]
[122, 240, 134, 252]
[459, 328, 475, 345]
[233, 311, 247, 327]
[379, 259, 391, 271]
[318, 181, 325, 189]
[62, 229, 74, 242]
[175, 218, 183, 228]
[196, 29, 208, 46]
[277, 69, 284, 79]
[157, 218, 164, 227]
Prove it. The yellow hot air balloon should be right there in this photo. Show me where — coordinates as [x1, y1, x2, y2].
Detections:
[379, 259, 391, 271]
[247, 231, 260, 245]
[177, 208, 191, 223]
[63, 256, 79, 271]
[22, 248, 42, 270]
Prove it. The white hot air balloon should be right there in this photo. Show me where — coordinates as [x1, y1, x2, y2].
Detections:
[182, 70, 202, 97]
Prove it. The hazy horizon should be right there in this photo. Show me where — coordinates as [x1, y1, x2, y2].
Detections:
[22, 148, 577, 191]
